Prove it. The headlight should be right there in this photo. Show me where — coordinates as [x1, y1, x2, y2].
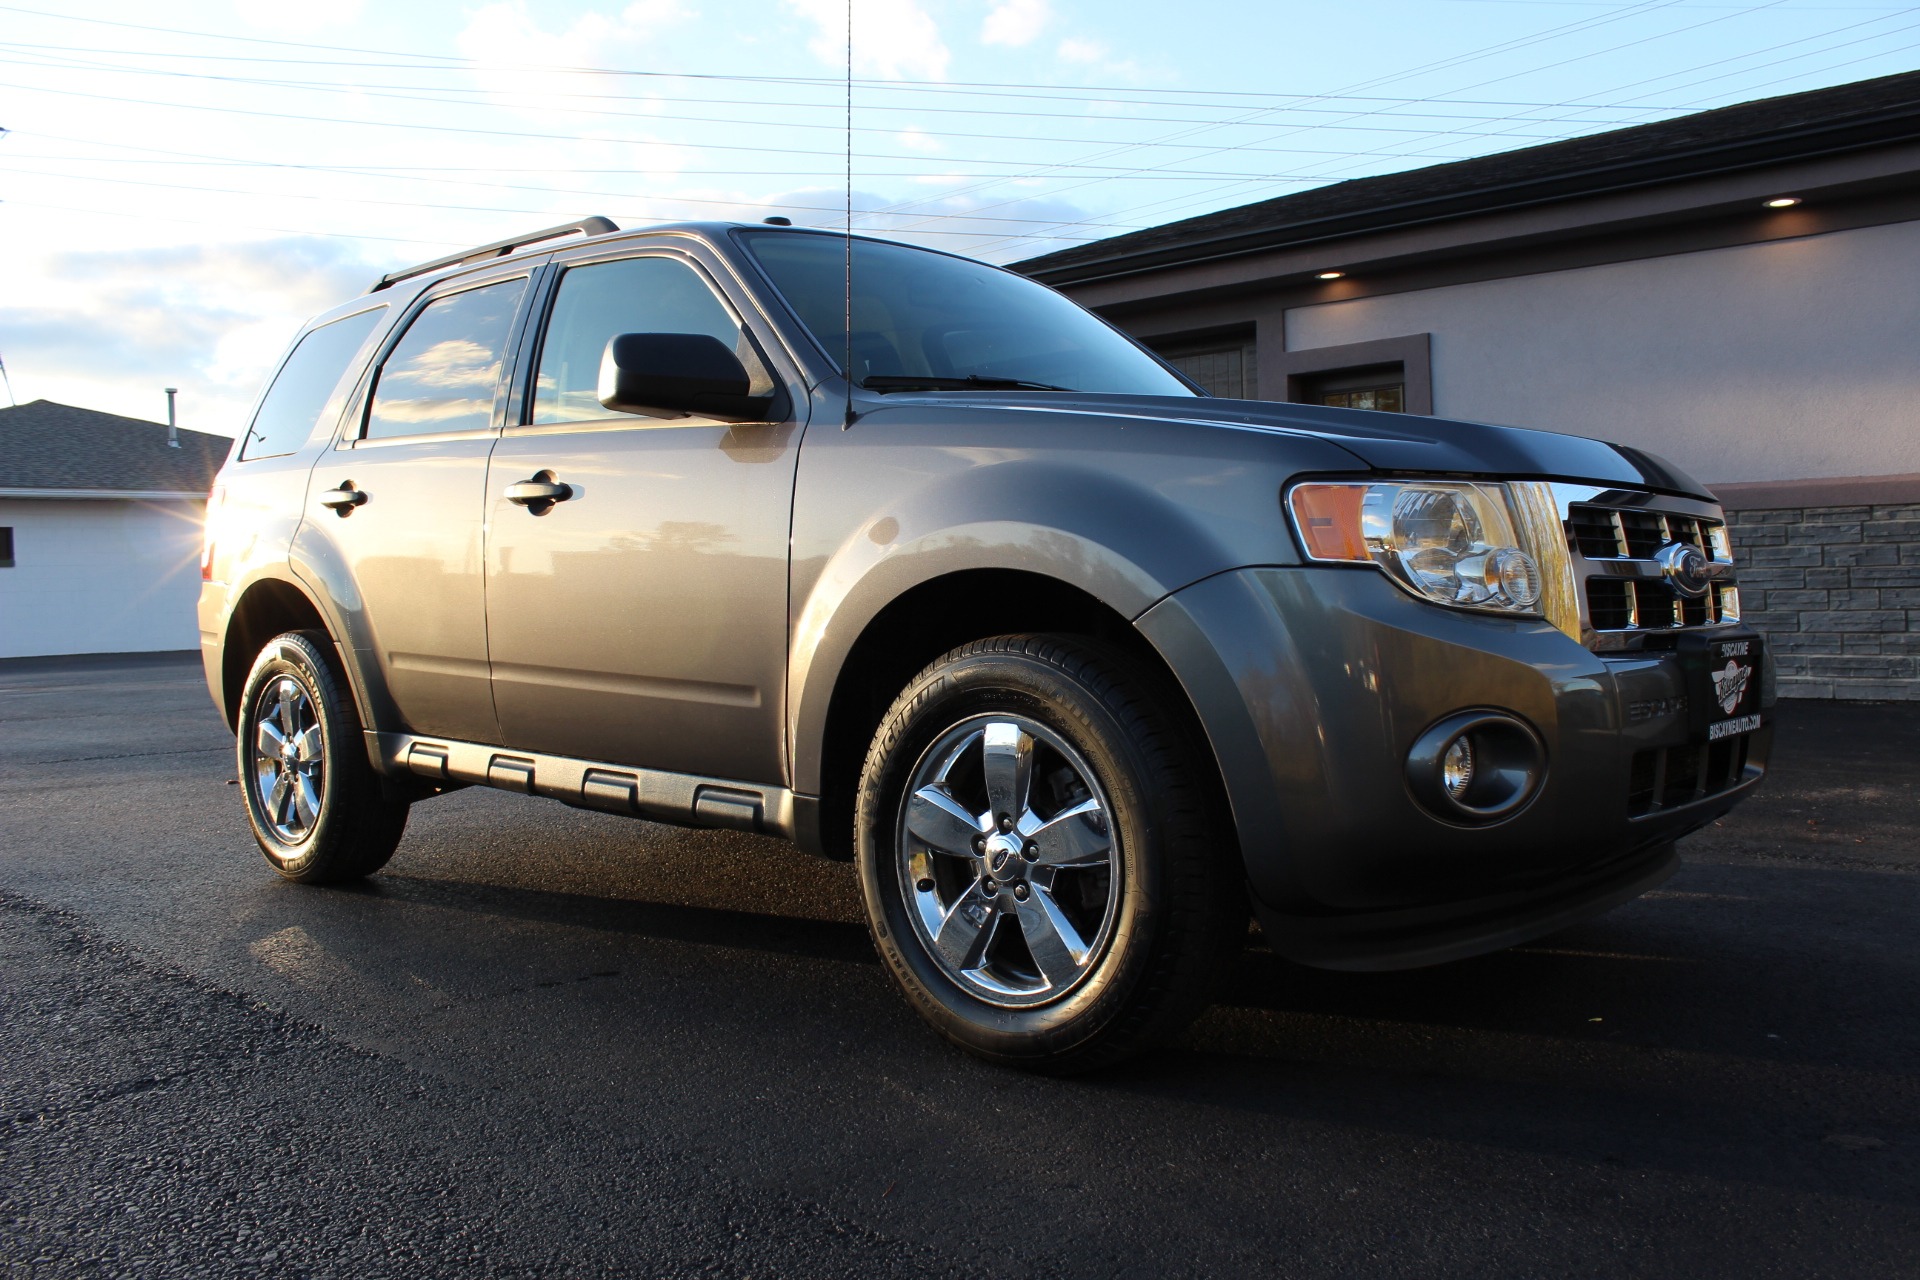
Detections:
[1288, 479, 1545, 616]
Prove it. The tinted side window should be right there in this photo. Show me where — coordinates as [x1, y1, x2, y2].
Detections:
[240, 307, 385, 461]
[532, 257, 750, 425]
[365, 278, 526, 439]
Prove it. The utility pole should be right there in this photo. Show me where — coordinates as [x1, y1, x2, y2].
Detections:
[165, 387, 179, 447]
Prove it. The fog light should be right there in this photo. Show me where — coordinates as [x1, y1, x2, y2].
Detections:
[1490, 548, 1542, 608]
[1407, 710, 1547, 824]
[1442, 736, 1474, 800]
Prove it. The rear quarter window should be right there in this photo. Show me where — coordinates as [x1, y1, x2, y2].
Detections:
[239, 307, 386, 462]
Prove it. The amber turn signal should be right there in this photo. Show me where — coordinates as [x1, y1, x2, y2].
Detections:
[1288, 484, 1370, 561]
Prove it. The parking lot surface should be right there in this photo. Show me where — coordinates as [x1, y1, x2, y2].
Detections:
[1, 652, 1915, 1278]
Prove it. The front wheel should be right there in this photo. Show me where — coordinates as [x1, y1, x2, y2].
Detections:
[855, 635, 1240, 1072]
[236, 630, 408, 884]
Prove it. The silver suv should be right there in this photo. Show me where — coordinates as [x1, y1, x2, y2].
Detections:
[201, 217, 1771, 1071]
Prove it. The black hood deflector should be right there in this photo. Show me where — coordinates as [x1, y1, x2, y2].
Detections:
[885, 391, 1715, 500]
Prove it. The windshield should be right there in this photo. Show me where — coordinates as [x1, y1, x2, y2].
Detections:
[739, 231, 1196, 397]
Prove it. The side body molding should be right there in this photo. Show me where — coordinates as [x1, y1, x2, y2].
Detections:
[373, 731, 794, 837]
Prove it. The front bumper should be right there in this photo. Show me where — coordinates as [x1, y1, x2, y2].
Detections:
[1136, 566, 1772, 970]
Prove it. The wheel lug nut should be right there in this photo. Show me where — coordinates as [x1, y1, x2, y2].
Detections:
[915, 878, 934, 893]
[972, 835, 985, 853]
[982, 881, 997, 895]
[998, 815, 1013, 832]
[1023, 842, 1038, 861]
[1013, 884, 1030, 900]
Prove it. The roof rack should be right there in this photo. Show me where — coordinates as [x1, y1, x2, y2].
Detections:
[368, 216, 619, 293]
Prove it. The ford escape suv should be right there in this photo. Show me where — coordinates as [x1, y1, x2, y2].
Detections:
[201, 217, 1772, 1071]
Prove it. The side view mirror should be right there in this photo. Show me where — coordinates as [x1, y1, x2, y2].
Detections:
[597, 333, 778, 422]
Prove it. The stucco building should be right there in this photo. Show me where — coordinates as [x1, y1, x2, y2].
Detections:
[0, 400, 230, 659]
[1017, 71, 1920, 700]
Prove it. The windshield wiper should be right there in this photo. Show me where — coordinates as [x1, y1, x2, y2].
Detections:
[859, 374, 1074, 393]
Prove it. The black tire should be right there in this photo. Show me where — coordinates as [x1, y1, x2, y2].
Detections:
[855, 634, 1240, 1073]
[236, 630, 408, 884]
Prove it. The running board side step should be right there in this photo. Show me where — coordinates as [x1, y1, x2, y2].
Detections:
[368, 731, 794, 840]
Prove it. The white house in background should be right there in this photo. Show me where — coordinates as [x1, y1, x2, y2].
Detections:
[0, 400, 231, 659]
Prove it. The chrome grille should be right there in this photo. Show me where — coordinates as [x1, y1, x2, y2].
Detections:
[1553, 491, 1741, 651]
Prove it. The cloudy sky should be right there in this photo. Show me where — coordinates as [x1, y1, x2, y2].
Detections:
[2, 0, 1915, 436]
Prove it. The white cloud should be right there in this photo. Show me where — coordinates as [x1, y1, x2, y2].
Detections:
[842, 191, 1102, 264]
[230, 0, 367, 36]
[1056, 37, 1106, 64]
[896, 127, 942, 153]
[784, 0, 951, 81]
[982, 0, 1050, 48]
[1, 238, 376, 434]
[456, 1, 694, 111]
[622, 0, 695, 24]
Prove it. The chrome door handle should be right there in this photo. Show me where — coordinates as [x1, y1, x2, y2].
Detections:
[504, 476, 573, 507]
[318, 482, 367, 513]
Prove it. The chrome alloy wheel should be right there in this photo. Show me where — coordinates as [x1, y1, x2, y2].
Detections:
[249, 675, 325, 844]
[897, 716, 1120, 1007]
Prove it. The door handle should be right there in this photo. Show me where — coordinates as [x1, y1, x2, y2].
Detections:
[318, 482, 367, 514]
[504, 474, 573, 508]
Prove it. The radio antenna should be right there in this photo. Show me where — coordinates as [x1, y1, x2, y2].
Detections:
[842, 0, 855, 428]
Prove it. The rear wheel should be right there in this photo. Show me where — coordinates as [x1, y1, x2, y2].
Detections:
[236, 630, 407, 883]
[856, 635, 1239, 1072]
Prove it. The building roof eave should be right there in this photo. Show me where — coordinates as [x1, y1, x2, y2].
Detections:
[1016, 73, 1920, 288]
[0, 487, 211, 502]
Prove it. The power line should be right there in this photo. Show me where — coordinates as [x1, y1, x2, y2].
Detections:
[0, 37, 1714, 118]
[0, 3, 1759, 113]
[880, 0, 1700, 244]
[0, 47, 1690, 151]
[1288, 0, 1894, 179]
[0, 195, 457, 248]
[0, 54, 1611, 160]
[2, 0, 1904, 269]
[3, 82, 1461, 180]
[0, 164, 1113, 244]
[5, 133, 1150, 230]
[964, 0, 1908, 256]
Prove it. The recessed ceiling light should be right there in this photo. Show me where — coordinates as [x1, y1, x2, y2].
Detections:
[1764, 196, 1802, 209]
[1316, 270, 1345, 280]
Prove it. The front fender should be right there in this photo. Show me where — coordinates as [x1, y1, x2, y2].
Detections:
[787, 447, 1309, 797]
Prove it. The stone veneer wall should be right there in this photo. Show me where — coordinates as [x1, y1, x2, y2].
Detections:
[1723, 489, 1920, 702]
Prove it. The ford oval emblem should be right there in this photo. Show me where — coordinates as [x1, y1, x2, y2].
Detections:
[1655, 543, 1712, 597]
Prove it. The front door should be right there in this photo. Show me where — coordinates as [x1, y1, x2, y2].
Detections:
[484, 251, 801, 784]
[306, 272, 531, 744]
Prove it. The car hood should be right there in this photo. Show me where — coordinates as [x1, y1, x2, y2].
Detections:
[876, 390, 1715, 501]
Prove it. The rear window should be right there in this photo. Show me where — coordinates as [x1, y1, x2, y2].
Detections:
[240, 307, 385, 461]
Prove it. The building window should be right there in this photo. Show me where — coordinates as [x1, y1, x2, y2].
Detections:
[1275, 333, 1432, 416]
[1303, 365, 1405, 413]
[1153, 335, 1258, 399]
[0, 527, 13, 567]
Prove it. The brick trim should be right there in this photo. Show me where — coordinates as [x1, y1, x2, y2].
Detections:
[1710, 472, 1920, 510]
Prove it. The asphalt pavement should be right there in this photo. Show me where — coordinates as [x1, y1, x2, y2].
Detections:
[1, 651, 1915, 1278]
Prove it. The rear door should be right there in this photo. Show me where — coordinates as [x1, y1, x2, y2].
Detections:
[483, 244, 803, 784]
[306, 266, 537, 744]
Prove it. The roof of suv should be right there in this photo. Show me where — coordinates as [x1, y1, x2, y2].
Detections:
[360, 219, 995, 299]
